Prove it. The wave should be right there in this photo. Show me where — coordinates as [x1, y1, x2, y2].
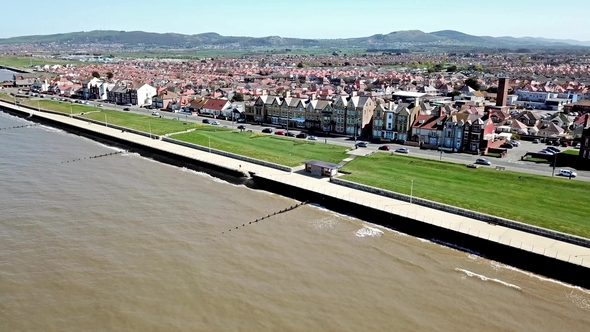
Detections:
[430, 238, 484, 257]
[455, 268, 521, 290]
[490, 261, 590, 294]
[355, 225, 383, 238]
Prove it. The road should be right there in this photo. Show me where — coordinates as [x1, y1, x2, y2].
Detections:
[20, 91, 590, 181]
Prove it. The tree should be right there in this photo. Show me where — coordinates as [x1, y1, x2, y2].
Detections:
[446, 65, 458, 72]
[106, 72, 114, 79]
[464, 77, 481, 91]
[91, 71, 100, 78]
[486, 86, 498, 93]
[447, 91, 461, 98]
[296, 62, 304, 68]
[232, 92, 244, 102]
[520, 55, 527, 67]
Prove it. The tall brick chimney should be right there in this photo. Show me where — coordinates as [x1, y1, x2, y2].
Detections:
[496, 77, 508, 107]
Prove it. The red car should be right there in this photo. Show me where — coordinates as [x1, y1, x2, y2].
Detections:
[378, 145, 390, 151]
[275, 130, 285, 135]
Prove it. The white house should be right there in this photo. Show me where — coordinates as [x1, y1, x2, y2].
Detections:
[135, 83, 157, 106]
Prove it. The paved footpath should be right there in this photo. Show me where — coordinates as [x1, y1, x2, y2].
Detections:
[4, 102, 590, 268]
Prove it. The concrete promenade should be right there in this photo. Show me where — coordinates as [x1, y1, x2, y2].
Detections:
[3, 101, 590, 269]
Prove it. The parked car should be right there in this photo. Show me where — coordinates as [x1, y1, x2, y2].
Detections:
[285, 132, 296, 137]
[237, 118, 246, 123]
[123, 107, 130, 111]
[296, 132, 308, 139]
[96, 104, 103, 107]
[559, 169, 577, 178]
[378, 145, 390, 151]
[237, 125, 246, 130]
[533, 139, 541, 144]
[211, 121, 220, 125]
[475, 158, 491, 166]
[395, 148, 409, 154]
[561, 141, 569, 147]
[546, 146, 561, 153]
[500, 143, 514, 149]
[355, 141, 368, 148]
[509, 140, 520, 147]
[575, 143, 581, 149]
[308, 135, 318, 140]
[538, 149, 554, 155]
[151, 111, 160, 116]
[275, 130, 285, 135]
[261, 128, 273, 133]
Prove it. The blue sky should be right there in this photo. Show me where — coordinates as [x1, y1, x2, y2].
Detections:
[1, 0, 588, 41]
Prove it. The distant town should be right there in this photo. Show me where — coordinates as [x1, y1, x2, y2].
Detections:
[2, 49, 590, 164]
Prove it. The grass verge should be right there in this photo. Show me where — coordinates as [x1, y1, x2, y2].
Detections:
[172, 130, 348, 167]
[340, 153, 590, 239]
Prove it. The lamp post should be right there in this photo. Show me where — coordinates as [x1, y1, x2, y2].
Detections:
[70, 104, 73, 118]
[149, 123, 152, 139]
[208, 137, 211, 153]
[410, 180, 414, 204]
[552, 153, 557, 177]
[37, 100, 40, 111]
[105, 114, 108, 127]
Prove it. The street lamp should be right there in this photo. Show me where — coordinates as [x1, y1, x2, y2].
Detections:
[410, 180, 414, 204]
[552, 153, 557, 177]
[149, 123, 152, 139]
[105, 114, 108, 127]
[208, 137, 211, 153]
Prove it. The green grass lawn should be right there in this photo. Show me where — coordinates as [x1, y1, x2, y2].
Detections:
[0, 56, 75, 68]
[562, 149, 580, 156]
[172, 130, 348, 167]
[340, 153, 590, 239]
[23, 99, 94, 114]
[0, 92, 16, 102]
[79, 110, 208, 135]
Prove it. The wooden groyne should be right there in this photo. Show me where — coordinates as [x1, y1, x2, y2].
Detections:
[0, 124, 38, 131]
[222, 201, 308, 234]
[61, 151, 126, 164]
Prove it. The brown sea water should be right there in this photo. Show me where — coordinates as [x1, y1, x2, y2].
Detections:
[0, 112, 589, 331]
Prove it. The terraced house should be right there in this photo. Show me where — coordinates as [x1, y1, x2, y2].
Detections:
[305, 95, 333, 132]
[346, 94, 375, 138]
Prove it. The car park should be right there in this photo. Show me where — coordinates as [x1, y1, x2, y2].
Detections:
[355, 141, 368, 148]
[261, 128, 273, 133]
[296, 133, 308, 139]
[378, 145, 390, 151]
[395, 148, 409, 154]
[475, 158, 491, 166]
[558, 169, 577, 178]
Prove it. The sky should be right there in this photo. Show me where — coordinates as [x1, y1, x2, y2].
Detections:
[1, 0, 588, 41]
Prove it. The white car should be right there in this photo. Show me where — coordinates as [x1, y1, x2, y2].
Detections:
[307, 135, 317, 140]
[211, 121, 220, 125]
[559, 169, 577, 178]
[151, 111, 160, 116]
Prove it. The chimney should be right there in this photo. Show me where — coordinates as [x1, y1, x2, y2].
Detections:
[261, 89, 267, 96]
[388, 101, 394, 111]
[351, 91, 358, 97]
[284, 91, 290, 98]
[311, 93, 316, 100]
[496, 77, 508, 107]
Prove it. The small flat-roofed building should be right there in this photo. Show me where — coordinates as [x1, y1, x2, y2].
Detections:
[302, 160, 340, 177]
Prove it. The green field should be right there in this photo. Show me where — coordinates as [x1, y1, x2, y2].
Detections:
[172, 130, 348, 167]
[0, 56, 74, 68]
[340, 153, 590, 238]
[79, 110, 208, 135]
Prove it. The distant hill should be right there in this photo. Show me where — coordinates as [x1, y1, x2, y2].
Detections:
[0, 29, 588, 51]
